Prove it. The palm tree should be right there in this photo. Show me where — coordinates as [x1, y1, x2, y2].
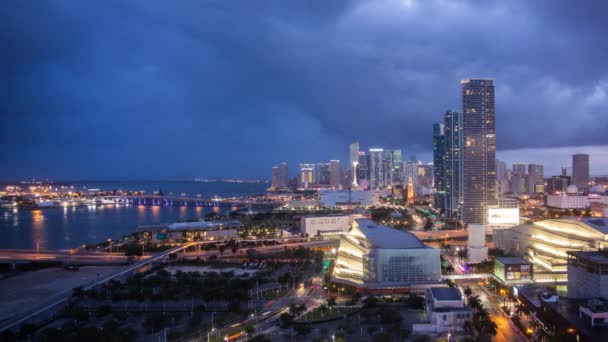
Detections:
[327, 296, 337, 308]
[464, 286, 472, 298]
[468, 295, 482, 312]
[479, 318, 498, 336]
[474, 307, 489, 322]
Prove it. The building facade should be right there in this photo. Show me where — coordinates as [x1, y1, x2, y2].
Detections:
[528, 164, 545, 194]
[444, 110, 463, 218]
[572, 154, 590, 191]
[493, 218, 608, 283]
[329, 160, 341, 189]
[332, 219, 441, 289]
[462, 79, 496, 225]
[271, 163, 288, 189]
[369, 148, 385, 189]
[567, 251, 608, 299]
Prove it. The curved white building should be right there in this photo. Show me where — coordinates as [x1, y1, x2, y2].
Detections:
[332, 219, 441, 289]
[494, 218, 608, 283]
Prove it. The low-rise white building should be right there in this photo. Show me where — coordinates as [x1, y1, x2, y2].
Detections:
[413, 287, 472, 333]
[300, 215, 350, 237]
[546, 193, 608, 209]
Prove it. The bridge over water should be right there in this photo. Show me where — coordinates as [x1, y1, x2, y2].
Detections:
[93, 195, 282, 208]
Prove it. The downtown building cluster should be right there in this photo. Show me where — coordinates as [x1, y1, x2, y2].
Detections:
[433, 79, 497, 226]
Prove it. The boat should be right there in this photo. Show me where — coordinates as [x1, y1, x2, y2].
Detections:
[37, 200, 58, 208]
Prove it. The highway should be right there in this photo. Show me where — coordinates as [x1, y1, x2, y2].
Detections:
[0, 243, 195, 332]
[0, 239, 335, 333]
[0, 249, 129, 264]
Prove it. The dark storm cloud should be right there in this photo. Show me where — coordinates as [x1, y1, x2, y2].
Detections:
[0, 0, 607, 179]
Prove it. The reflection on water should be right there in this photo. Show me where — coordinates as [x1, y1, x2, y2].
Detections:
[0, 204, 224, 250]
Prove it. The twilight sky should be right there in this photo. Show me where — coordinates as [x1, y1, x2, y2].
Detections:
[1, 0, 607, 180]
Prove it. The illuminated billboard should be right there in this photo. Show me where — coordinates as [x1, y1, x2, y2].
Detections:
[488, 208, 519, 225]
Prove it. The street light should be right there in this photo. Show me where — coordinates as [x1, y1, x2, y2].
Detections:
[448, 332, 451, 342]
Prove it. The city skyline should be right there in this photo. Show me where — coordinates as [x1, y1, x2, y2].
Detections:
[2, 1, 608, 180]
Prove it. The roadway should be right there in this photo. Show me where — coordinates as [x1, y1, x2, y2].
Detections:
[0, 243, 195, 332]
[0, 249, 129, 264]
[0, 240, 335, 333]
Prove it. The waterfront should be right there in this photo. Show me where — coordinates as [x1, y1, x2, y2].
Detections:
[0, 181, 268, 250]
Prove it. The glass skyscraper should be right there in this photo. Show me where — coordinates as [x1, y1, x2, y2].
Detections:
[444, 110, 463, 218]
[462, 79, 496, 225]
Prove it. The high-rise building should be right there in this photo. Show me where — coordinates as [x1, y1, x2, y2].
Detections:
[433, 123, 446, 192]
[528, 164, 544, 194]
[271, 163, 288, 189]
[357, 152, 370, 188]
[462, 79, 496, 225]
[392, 149, 403, 185]
[512, 163, 527, 176]
[383, 150, 394, 186]
[496, 160, 509, 194]
[418, 164, 434, 189]
[299, 163, 315, 190]
[444, 110, 463, 217]
[369, 148, 385, 189]
[330, 160, 341, 189]
[403, 157, 420, 196]
[511, 174, 527, 195]
[350, 142, 360, 186]
[572, 154, 590, 190]
[548, 175, 571, 194]
[315, 163, 330, 186]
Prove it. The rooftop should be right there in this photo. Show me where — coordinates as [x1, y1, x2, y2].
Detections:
[354, 219, 426, 249]
[495, 257, 530, 265]
[567, 251, 608, 265]
[582, 218, 608, 234]
[430, 287, 462, 301]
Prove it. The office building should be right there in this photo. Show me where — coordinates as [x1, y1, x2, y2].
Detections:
[567, 251, 608, 299]
[444, 110, 463, 218]
[548, 175, 571, 194]
[315, 163, 330, 186]
[332, 219, 441, 290]
[329, 160, 341, 189]
[390, 149, 403, 185]
[299, 163, 315, 190]
[462, 79, 496, 225]
[528, 164, 545, 194]
[511, 174, 527, 195]
[573, 154, 590, 190]
[350, 142, 360, 186]
[419, 164, 434, 189]
[433, 123, 446, 192]
[383, 150, 395, 186]
[496, 159, 509, 194]
[413, 288, 472, 333]
[494, 218, 608, 283]
[512, 162, 527, 176]
[403, 158, 420, 196]
[357, 152, 370, 189]
[369, 148, 385, 189]
[271, 163, 288, 189]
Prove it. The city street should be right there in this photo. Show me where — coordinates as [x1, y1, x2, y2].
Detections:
[459, 280, 527, 342]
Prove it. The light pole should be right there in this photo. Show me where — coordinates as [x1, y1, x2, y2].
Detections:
[36, 240, 40, 257]
[448, 332, 451, 342]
